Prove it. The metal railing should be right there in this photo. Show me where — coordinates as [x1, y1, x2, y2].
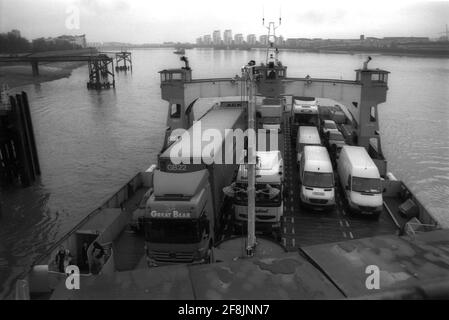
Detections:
[32, 172, 142, 266]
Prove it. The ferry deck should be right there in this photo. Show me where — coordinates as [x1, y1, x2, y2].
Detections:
[109, 99, 411, 269]
[20, 98, 428, 300]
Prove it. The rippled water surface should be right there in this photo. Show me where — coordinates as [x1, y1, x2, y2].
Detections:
[1, 49, 448, 298]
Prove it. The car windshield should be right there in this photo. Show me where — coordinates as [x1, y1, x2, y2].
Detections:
[329, 132, 344, 141]
[235, 183, 282, 206]
[352, 177, 382, 193]
[303, 171, 334, 188]
[325, 122, 337, 129]
[144, 219, 200, 244]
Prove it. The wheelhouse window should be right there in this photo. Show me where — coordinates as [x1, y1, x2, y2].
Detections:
[370, 106, 376, 122]
[371, 73, 388, 83]
[170, 104, 181, 118]
[161, 73, 169, 82]
[171, 73, 183, 80]
[266, 69, 276, 79]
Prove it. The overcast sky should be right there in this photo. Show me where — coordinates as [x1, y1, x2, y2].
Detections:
[1, 0, 448, 43]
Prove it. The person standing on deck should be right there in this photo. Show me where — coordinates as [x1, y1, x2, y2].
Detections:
[55, 246, 66, 273]
[81, 242, 89, 272]
[64, 249, 73, 273]
[90, 242, 105, 274]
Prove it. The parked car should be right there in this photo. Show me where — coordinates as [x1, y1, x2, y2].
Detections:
[321, 120, 339, 136]
[324, 130, 346, 161]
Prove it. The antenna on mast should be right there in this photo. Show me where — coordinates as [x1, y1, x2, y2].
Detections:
[262, 6, 265, 26]
[279, 6, 282, 25]
[263, 8, 283, 64]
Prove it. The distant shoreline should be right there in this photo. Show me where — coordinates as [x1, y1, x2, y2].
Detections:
[191, 46, 449, 59]
[301, 48, 449, 59]
[0, 61, 86, 89]
[1, 46, 446, 91]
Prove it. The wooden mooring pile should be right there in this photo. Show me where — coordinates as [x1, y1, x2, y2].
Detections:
[115, 51, 132, 72]
[87, 55, 116, 89]
[0, 90, 40, 188]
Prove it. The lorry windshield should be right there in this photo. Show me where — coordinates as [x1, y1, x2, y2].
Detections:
[352, 177, 382, 194]
[263, 117, 281, 124]
[303, 172, 334, 188]
[144, 219, 200, 244]
[294, 113, 318, 127]
[234, 183, 282, 207]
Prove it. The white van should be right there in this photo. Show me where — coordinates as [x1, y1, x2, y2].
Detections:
[299, 146, 335, 209]
[296, 126, 321, 165]
[337, 146, 383, 218]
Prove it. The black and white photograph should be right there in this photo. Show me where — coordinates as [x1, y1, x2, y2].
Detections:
[0, 0, 449, 305]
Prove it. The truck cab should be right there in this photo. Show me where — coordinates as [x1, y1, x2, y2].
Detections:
[232, 151, 284, 235]
[257, 99, 283, 133]
[291, 96, 319, 143]
[143, 169, 215, 266]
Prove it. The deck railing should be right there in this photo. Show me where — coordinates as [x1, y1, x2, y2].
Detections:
[32, 172, 142, 266]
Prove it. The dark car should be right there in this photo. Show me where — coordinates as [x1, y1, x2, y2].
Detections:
[324, 130, 346, 161]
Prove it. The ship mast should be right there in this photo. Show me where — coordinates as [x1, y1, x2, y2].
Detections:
[242, 61, 257, 256]
[263, 9, 281, 65]
[243, 12, 283, 257]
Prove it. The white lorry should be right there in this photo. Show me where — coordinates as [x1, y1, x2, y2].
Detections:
[143, 169, 217, 265]
[291, 96, 319, 143]
[257, 101, 283, 133]
[135, 106, 245, 265]
[232, 151, 284, 237]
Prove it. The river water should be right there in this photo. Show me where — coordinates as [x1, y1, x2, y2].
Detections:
[1, 48, 448, 298]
